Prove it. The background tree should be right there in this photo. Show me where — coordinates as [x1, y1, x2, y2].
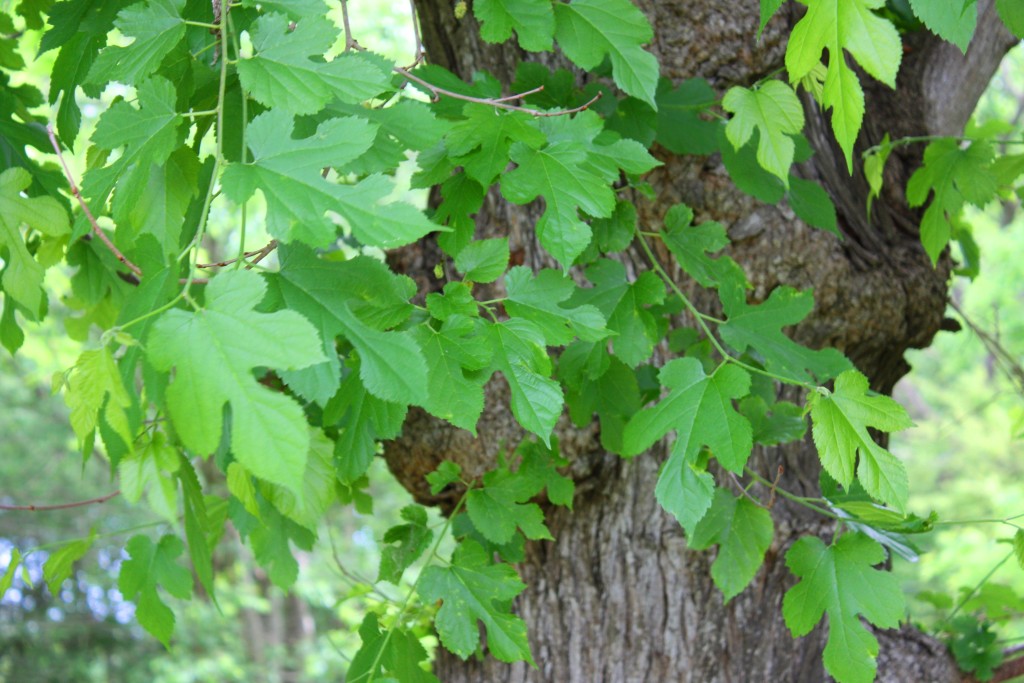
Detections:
[0, 2, 1022, 683]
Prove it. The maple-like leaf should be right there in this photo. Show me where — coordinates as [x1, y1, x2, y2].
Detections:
[807, 369, 912, 511]
[722, 81, 804, 185]
[118, 534, 193, 647]
[418, 540, 533, 664]
[446, 104, 546, 186]
[488, 318, 564, 445]
[690, 488, 774, 602]
[783, 533, 904, 683]
[475, 0, 555, 52]
[504, 266, 608, 346]
[553, 0, 658, 107]
[654, 439, 715, 535]
[908, 0, 977, 53]
[86, 0, 186, 86]
[0, 167, 70, 318]
[378, 505, 434, 585]
[349, 613, 441, 683]
[148, 270, 325, 497]
[64, 347, 134, 456]
[412, 316, 492, 434]
[623, 358, 753, 472]
[237, 12, 389, 115]
[785, 0, 902, 169]
[466, 462, 553, 545]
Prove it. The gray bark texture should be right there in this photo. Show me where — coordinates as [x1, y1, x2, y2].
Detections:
[385, 2, 1019, 681]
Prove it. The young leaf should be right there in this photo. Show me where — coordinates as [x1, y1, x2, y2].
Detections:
[466, 462, 553, 545]
[474, 0, 555, 51]
[118, 534, 193, 647]
[445, 105, 547, 186]
[418, 539, 533, 664]
[236, 12, 389, 115]
[86, 0, 186, 86]
[378, 505, 434, 585]
[0, 167, 71, 317]
[44, 535, 94, 596]
[689, 488, 774, 602]
[719, 286, 851, 384]
[348, 613, 441, 683]
[807, 369, 912, 512]
[908, 0, 977, 53]
[622, 358, 753, 472]
[722, 81, 804, 185]
[553, 0, 658, 107]
[783, 533, 904, 683]
[65, 347, 134, 457]
[0, 548, 23, 598]
[661, 203, 748, 292]
[785, 0, 902, 170]
[148, 270, 325, 498]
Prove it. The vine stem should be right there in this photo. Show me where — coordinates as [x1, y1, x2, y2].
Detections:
[46, 126, 143, 279]
[744, 468, 839, 519]
[635, 232, 812, 389]
[358, 483, 472, 683]
[943, 550, 1014, 628]
[0, 490, 121, 512]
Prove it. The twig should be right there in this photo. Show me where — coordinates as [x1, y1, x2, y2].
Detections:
[196, 240, 278, 269]
[395, 65, 602, 117]
[950, 299, 1024, 397]
[406, 0, 425, 69]
[0, 490, 121, 512]
[767, 465, 783, 508]
[339, 0, 355, 51]
[46, 127, 143, 278]
[728, 471, 765, 507]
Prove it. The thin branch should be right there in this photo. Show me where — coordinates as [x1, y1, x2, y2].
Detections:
[950, 299, 1024, 397]
[196, 240, 278, 269]
[47, 127, 143, 278]
[406, 0, 425, 69]
[396, 65, 602, 117]
[727, 471, 766, 508]
[0, 490, 121, 512]
[339, 0, 355, 51]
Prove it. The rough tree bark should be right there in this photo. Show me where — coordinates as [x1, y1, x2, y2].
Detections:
[385, 2, 1018, 681]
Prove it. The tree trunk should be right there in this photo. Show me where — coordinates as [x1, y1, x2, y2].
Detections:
[387, 2, 1018, 681]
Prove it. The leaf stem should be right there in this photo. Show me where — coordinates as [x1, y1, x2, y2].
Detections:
[744, 468, 839, 519]
[943, 550, 1014, 628]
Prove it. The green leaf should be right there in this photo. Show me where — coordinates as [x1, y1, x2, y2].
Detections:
[222, 110, 420, 248]
[349, 613, 441, 683]
[427, 460, 463, 495]
[1, 548, 23, 598]
[244, 498, 315, 589]
[662, 203, 749, 292]
[327, 367, 407, 483]
[592, 200, 637, 253]
[178, 460, 216, 599]
[262, 430, 337, 531]
[455, 238, 510, 283]
[119, 431, 179, 522]
[908, 0, 977, 52]
[83, 77, 182, 215]
[783, 533, 904, 683]
[378, 505, 434, 584]
[1014, 530, 1024, 570]
[237, 13, 389, 115]
[722, 81, 804, 185]
[418, 540, 533, 664]
[655, 439, 715, 535]
[86, 0, 186, 85]
[690, 488, 774, 602]
[446, 105, 546, 185]
[501, 141, 614, 266]
[148, 270, 325, 497]
[65, 347, 134, 456]
[759, 0, 785, 33]
[997, 0, 1024, 37]
[44, 535, 94, 596]
[807, 369, 912, 512]
[785, 0, 902, 169]
[719, 286, 850, 383]
[488, 318, 564, 445]
[504, 266, 609, 346]
[553, 0, 658, 107]
[906, 139, 996, 264]
[412, 316, 491, 434]
[0, 167, 71, 317]
[571, 259, 665, 367]
[466, 460, 553, 545]
[622, 358, 752, 472]
[118, 534, 193, 647]
[474, 0, 554, 52]
[788, 176, 839, 235]
[270, 245, 427, 406]
[114, 147, 199, 256]
[655, 78, 719, 155]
